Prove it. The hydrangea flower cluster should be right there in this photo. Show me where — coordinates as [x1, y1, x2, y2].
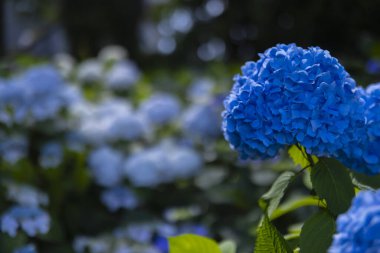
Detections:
[0, 135, 28, 164]
[5, 183, 49, 207]
[105, 60, 140, 90]
[101, 186, 139, 212]
[329, 190, 380, 253]
[13, 244, 37, 253]
[124, 141, 203, 187]
[181, 101, 222, 141]
[0, 65, 75, 125]
[223, 43, 366, 160]
[335, 84, 380, 174]
[222, 43, 380, 175]
[139, 93, 181, 125]
[77, 59, 103, 84]
[74, 99, 150, 145]
[1, 206, 50, 237]
[39, 142, 63, 168]
[88, 146, 124, 187]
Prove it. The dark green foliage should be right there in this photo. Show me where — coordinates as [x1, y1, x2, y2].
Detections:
[300, 211, 336, 253]
[311, 158, 355, 215]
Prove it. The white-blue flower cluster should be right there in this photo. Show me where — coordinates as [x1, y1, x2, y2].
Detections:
[139, 93, 181, 125]
[124, 141, 203, 187]
[0, 65, 75, 125]
[1, 206, 50, 237]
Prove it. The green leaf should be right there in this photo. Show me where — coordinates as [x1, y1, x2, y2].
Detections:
[299, 211, 336, 253]
[219, 240, 237, 253]
[259, 171, 295, 217]
[169, 234, 222, 253]
[288, 145, 318, 169]
[352, 172, 380, 189]
[254, 215, 292, 253]
[271, 196, 323, 220]
[311, 158, 355, 215]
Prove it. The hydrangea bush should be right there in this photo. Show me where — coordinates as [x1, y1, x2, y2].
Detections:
[1, 43, 380, 253]
[0, 46, 258, 253]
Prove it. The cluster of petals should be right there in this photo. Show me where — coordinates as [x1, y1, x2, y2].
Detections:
[223, 43, 380, 174]
[329, 190, 380, 253]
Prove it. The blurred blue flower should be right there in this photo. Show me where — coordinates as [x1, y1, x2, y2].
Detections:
[156, 223, 177, 237]
[329, 190, 380, 253]
[153, 236, 169, 253]
[39, 142, 63, 168]
[105, 60, 140, 90]
[181, 101, 222, 140]
[1, 206, 50, 237]
[223, 44, 366, 159]
[123, 147, 170, 187]
[113, 243, 132, 253]
[366, 59, 380, 74]
[187, 78, 215, 103]
[73, 236, 110, 253]
[114, 224, 154, 244]
[178, 224, 209, 237]
[0, 135, 28, 164]
[108, 112, 151, 142]
[88, 147, 124, 187]
[13, 244, 37, 253]
[101, 186, 139, 212]
[75, 99, 149, 144]
[124, 141, 202, 187]
[77, 59, 103, 83]
[5, 183, 48, 207]
[0, 65, 75, 125]
[126, 224, 153, 243]
[139, 93, 181, 125]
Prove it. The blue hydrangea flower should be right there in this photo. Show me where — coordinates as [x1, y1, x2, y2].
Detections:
[222, 44, 366, 159]
[75, 99, 149, 144]
[181, 101, 222, 140]
[113, 243, 133, 253]
[139, 93, 181, 125]
[187, 78, 215, 103]
[123, 146, 171, 187]
[0, 135, 28, 164]
[101, 186, 139, 212]
[88, 147, 124, 187]
[335, 84, 380, 174]
[178, 224, 209, 237]
[123, 141, 202, 187]
[39, 142, 63, 169]
[366, 59, 380, 75]
[5, 183, 48, 207]
[114, 224, 154, 243]
[105, 60, 140, 90]
[76, 59, 103, 84]
[1, 206, 50, 237]
[13, 244, 37, 253]
[0, 65, 74, 124]
[108, 112, 151, 142]
[329, 190, 380, 253]
[73, 236, 110, 253]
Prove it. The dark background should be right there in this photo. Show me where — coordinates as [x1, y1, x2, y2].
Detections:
[3, 0, 380, 70]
